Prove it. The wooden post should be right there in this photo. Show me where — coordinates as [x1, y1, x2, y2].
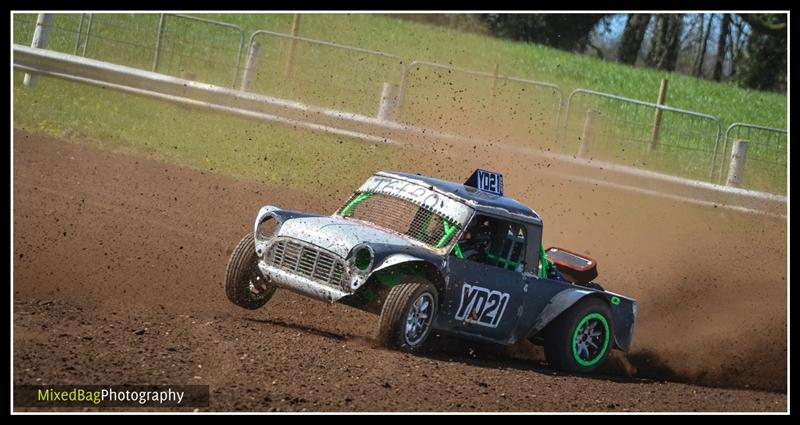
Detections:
[283, 14, 301, 79]
[649, 78, 668, 151]
[23, 13, 53, 87]
[725, 139, 749, 188]
[578, 109, 597, 158]
[152, 13, 166, 72]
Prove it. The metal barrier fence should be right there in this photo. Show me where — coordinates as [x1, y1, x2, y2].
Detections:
[396, 61, 564, 147]
[721, 123, 787, 194]
[242, 30, 406, 117]
[561, 89, 723, 182]
[13, 13, 244, 88]
[14, 44, 787, 219]
[14, 13, 787, 194]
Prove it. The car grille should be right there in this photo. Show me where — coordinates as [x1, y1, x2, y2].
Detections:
[267, 238, 347, 288]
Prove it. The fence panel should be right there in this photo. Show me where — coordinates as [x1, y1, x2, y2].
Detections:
[74, 14, 160, 70]
[13, 14, 39, 45]
[13, 13, 244, 88]
[722, 124, 787, 194]
[561, 89, 722, 182]
[154, 14, 244, 87]
[396, 61, 563, 148]
[243, 30, 406, 117]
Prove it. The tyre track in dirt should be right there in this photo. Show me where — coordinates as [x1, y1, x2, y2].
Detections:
[12, 131, 786, 411]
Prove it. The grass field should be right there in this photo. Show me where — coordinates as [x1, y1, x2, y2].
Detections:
[12, 71, 401, 196]
[13, 13, 787, 193]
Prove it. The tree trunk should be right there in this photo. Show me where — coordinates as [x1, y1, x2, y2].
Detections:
[713, 13, 731, 81]
[693, 14, 713, 77]
[691, 14, 705, 64]
[728, 16, 747, 78]
[618, 14, 651, 64]
[646, 15, 666, 67]
[649, 15, 682, 72]
[659, 14, 683, 72]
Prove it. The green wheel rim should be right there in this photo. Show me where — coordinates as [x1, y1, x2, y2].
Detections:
[572, 312, 610, 367]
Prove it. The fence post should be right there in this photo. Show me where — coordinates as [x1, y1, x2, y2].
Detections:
[240, 41, 261, 92]
[81, 14, 93, 57]
[283, 14, 301, 79]
[377, 82, 400, 121]
[725, 139, 749, 188]
[649, 78, 668, 151]
[578, 109, 597, 158]
[23, 13, 53, 87]
[74, 14, 85, 55]
[152, 13, 166, 72]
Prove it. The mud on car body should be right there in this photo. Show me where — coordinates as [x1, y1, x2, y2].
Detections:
[225, 169, 637, 373]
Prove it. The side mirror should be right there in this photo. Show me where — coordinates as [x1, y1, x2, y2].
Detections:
[545, 247, 598, 284]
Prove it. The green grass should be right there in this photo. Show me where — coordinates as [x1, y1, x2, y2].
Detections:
[14, 13, 786, 128]
[13, 13, 787, 193]
[13, 70, 400, 196]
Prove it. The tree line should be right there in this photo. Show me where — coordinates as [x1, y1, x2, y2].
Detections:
[479, 13, 786, 92]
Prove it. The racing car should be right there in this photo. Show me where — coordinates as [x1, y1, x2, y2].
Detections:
[225, 169, 637, 373]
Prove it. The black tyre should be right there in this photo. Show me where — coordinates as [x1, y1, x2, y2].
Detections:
[544, 297, 613, 373]
[378, 279, 438, 352]
[224, 233, 275, 310]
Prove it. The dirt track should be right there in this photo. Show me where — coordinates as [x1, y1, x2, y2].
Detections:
[13, 131, 787, 412]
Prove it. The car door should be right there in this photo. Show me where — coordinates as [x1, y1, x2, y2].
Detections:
[436, 257, 529, 344]
[434, 218, 531, 344]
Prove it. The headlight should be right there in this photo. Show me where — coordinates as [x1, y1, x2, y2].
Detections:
[350, 244, 374, 273]
[254, 206, 284, 241]
[258, 216, 278, 239]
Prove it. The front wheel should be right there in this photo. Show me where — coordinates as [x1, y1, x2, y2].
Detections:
[378, 280, 438, 353]
[224, 233, 275, 310]
[544, 297, 613, 373]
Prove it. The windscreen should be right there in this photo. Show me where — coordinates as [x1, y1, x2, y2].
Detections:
[338, 192, 460, 248]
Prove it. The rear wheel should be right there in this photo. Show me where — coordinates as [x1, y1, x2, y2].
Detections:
[378, 279, 438, 353]
[225, 233, 275, 310]
[544, 297, 613, 373]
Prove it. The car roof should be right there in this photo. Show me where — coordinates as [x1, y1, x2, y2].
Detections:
[377, 171, 542, 225]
